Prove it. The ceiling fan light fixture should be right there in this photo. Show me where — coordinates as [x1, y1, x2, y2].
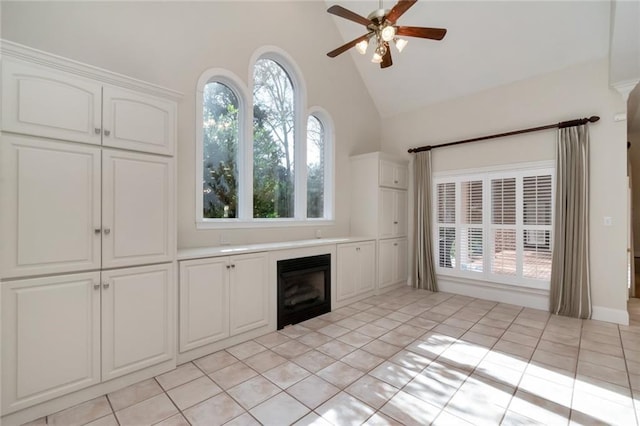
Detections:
[371, 50, 383, 63]
[394, 37, 408, 52]
[355, 39, 369, 55]
[380, 25, 396, 42]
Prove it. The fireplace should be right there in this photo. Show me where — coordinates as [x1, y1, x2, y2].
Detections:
[277, 254, 331, 330]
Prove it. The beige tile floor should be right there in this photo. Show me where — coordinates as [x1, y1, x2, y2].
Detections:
[24, 289, 640, 426]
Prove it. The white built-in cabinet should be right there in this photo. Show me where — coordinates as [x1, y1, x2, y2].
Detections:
[350, 152, 410, 292]
[2, 59, 175, 156]
[0, 41, 180, 417]
[2, 263, 173, 411]
[179, 253, 268, 353]
[0, 136, 174, 278]
[378, 238, 409, 290]
[336, 241, 376, 302]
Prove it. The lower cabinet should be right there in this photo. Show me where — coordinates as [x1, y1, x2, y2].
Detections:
[336, 240, 375, 302]
[378, 237, 408, 290]
[1, 263, 174, 412]
[179, 252, 268, 353]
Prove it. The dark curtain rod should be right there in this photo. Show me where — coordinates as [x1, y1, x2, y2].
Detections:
[407, 115, 600, 154]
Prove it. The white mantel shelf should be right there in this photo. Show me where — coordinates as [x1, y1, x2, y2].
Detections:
[177, 237, 374, 261]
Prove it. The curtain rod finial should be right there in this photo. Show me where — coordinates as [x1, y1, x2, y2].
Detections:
[588, 116, 600, 123]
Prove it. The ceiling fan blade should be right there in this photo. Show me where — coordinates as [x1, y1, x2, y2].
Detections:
[326, 33, 372, 58]
[327, 5, 372, 26]
[396, 26, 447, 40]
[381, 44, 393, 68]
[385, 0, 417, 24]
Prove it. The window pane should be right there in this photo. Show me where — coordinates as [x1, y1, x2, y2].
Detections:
[461, 227, 483, 272]
[491, 229, 516, 276]
[307, 116, 324, 218]
[461, 180, 482, 224]
[438, 227, 456, 268]
[491, 178, 516, 225]
[253, 59, 295, 218]
[202, 82, 239, 218]
[437, 182, 456, 223]
[523, 230, 552, 280]
[523, 175, 552, 225]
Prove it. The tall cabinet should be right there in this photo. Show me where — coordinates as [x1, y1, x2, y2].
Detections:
[350, 152, 409, 293]
[0, 41, 180, 416]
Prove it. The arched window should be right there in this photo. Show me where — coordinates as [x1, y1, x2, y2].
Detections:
[202, 81, 239, 218]
[252, 58, 295, 218]
[196, 50, 333, 227]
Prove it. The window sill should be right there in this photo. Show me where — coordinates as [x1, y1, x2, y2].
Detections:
[435, 270, 550, 291]
[196, 218, 335, 230]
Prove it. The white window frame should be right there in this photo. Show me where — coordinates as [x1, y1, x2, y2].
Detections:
[433, 161, 555, 290]
[195, 47, 334, 229]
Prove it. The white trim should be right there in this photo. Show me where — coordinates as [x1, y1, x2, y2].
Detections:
[196, 218, 335, 230]
[437, 275, 550, 310]
[433, 160, 555, 179]
[1, 40, 182, 100]
[591, 305, 629, 325]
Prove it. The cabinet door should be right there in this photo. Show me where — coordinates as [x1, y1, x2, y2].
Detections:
[102, 86, 176, 156]
[336, 244, 357, 301]
[2, 59, 102, 145]
[378, 239, 395, 289]
[396, 238, 409, 284]
[2, 272, 101, 413]
[102, 149, 174, 269]
[379, 188, 397, 238]
[1, 135, 101, 278]
[395, 190, 408, 237]
[101, 264, 174, 381]
[179, 258, 230, 352]
[379, 160, 408, 189]
[229, 253, 268, 336]
[379, 238, 409, 289]
[357, 241, 376, 293]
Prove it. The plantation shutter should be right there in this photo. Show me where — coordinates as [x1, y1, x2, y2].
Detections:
[460, 180, 483, 272]
[522, 175, 553, 280]
[491, 178, 517, 276]
[437, 182, 456, 268]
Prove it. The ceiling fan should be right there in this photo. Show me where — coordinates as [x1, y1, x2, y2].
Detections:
[326, 0, 447, 69]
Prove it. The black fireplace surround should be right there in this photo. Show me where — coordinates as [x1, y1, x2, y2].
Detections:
[277, 254, 331, 330]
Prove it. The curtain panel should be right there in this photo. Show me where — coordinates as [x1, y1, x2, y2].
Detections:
[550, 124, 591, 319]
[413, 151, 438, 291]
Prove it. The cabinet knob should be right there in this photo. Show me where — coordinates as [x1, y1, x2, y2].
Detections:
[231, 264, 236, 268]
[103, 228, 111, 235]
[226, 265, 231, 269]
[94, 128, 101, 135]
[394, 180, 398, 184]
[394, 243, 398, 246]
[94, 282, 100, 290]
[94, 228, 101, 234]
[393, 221, 398, 225]
[104, 129, 111, 137]
[103, 281, 110, 289]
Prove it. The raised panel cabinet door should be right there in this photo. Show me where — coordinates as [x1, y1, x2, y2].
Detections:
[379, 160, 396, 188]
[179, 258, 230, 352]
[396, 238, 409, 284]
[229, 253, 268, 336]
[0, 135, 101, 279]
[101, 264, 174, 381]
[2, 59, 102, 145]
[102, 86, 176, 156]
[336, 244, 357, 301]
[1, 272, 101, 413]
[377, 239, 395, 289]
[379, 188, 395, 238]
[395, 190, 408, 237]
[394, 165, 409, 190]
[357, 241, 376, 293]
[102, 149, 175, 269]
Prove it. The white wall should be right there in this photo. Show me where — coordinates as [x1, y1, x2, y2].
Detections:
[381, 59, 629, 322]
[1, 1, 381, 248]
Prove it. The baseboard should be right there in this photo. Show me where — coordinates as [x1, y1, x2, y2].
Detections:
[591, 305, 629, 325]
[437, 276, 550, 311]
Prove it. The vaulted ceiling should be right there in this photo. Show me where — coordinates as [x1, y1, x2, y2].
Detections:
[325, 1, 616, 118]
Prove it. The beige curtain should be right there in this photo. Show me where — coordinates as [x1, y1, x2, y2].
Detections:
[413, 151, 438, 291]
[550, 124, 591, 319]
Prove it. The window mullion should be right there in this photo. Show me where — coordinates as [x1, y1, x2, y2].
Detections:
[516, 174, 524, 279]
[455, 180, 462, 273]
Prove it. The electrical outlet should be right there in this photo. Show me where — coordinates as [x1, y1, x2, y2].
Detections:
[315, 229, 322, 239]
[604, 216, 612, 226]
